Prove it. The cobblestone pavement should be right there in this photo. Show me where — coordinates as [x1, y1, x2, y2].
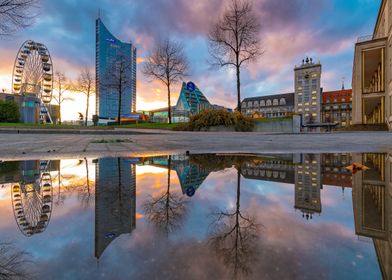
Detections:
[0, 130, 391, 160]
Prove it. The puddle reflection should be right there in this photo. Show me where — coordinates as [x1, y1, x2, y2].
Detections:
[0, 153, 390, 279]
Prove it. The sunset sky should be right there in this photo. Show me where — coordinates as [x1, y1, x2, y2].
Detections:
[0, 0, 381, 120]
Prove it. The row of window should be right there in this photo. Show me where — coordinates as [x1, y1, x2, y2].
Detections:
[243, 98, 287, 108]
[325, 98, 352, 103]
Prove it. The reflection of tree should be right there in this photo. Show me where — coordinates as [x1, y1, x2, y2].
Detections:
[208, 168, 261, 278]
[51, 159, 95, 207]
[143, 156, 188, 236]
[0, 243, 32, 280]
[78, 158, 93, 207]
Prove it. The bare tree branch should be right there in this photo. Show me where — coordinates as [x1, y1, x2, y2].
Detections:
[142, 156, 188, 236]
[53, 71, 73, 124]
[143, 39, 189, 124]
[208, 169, 262, 278]
[208, 0, 263, 111]
[0, 0, 38, 36]
[74, 68, 95, 126]
[0, 243, 34, 279]
[100, 52, 133, 125]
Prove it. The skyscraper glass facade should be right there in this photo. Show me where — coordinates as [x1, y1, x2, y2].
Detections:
[96, 18, 137, 120]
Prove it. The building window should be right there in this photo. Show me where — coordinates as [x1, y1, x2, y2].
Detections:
[254, 101, 259, 107]
[279, 98, 286, 105]
[248, 101, 252, 107]
[260, 100, 265, 107]
[242, 102, 246, 108]
[266, 100, 272, 106]
[273, 99, 278, 106]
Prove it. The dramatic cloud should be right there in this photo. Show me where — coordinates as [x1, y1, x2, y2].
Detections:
[0, 0, 381, 119]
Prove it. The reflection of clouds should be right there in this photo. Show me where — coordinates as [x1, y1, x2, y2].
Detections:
[0, 163, 382, 279]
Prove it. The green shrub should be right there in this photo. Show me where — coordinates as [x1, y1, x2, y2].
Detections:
[234, 111, 254, 132]
[0, 100, 20, 123]
[173, 110, 254, 132]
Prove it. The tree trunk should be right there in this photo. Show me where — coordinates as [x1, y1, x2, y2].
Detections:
[167, 84, 172, 124]
[85, 92, 89, 126]
[118, 86, 122, 126]
[58, 101, 62, 125]
[236, 64, 241, 112]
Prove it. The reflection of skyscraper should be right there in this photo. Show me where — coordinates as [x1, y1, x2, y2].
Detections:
[294, 154, 322, 219]
[95, 158, 136, 259]
[96, 17, 137, 121]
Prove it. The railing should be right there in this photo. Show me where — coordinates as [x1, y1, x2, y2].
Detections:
[357, 35, 373, 43]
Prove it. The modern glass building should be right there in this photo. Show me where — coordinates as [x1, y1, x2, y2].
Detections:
[96, 18, 137, 121]
[175, 81, 210, 115]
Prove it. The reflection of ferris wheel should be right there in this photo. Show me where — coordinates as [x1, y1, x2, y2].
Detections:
[12, 40, 54, 123]
[11, 161, 53, 237]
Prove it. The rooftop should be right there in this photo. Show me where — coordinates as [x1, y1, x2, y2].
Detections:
[242, 92, 294, 104]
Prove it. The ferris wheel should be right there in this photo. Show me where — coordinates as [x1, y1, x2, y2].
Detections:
[11, 161, 53, 237]
[12, 40, 53, 103]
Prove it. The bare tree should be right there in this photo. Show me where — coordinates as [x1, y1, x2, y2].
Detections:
[143, 39, 188, 124]
[0, 243, 33, 279]
[101, 53, 133, 125]
[143, 156, 188, 236]
[75, 68, 95, 126]
[53, 71, 72, 124]
[208, 169, 261, 278]
[208, 0, 263, 112]
[0, 0, 38, 36]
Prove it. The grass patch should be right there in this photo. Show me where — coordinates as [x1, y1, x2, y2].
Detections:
[0, 122, 178, 130]
[91, 138, 133, 144]
[0, 123, 113, 129]
[120, 123, 178, 130]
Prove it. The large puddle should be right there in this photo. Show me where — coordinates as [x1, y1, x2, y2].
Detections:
[0, 153, 388, 279]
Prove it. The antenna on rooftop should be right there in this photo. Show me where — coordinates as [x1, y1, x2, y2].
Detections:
[341, 77, 345, 90]
[98, 8, 101, 19]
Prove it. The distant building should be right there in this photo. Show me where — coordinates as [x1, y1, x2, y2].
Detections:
[352, 0, 391, 129]
[149, 81, 231, 123]
[321, 89, 353, 128]
[294, 58, 322, 131]
[241, 93, 294, 118]
[0, 92, 59, 124]
[96, 17, 137, 123]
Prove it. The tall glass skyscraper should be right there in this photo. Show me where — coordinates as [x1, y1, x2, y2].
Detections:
[96, 18, 137, 121]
